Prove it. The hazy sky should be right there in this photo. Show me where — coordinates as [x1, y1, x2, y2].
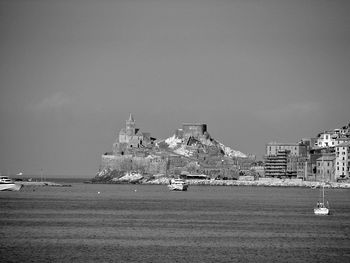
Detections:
[1, 0, 349, 177]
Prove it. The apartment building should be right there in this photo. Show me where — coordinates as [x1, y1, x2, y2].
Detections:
[335, 141, 350, 181]
[316, 131, 337, 147]
[266, 142, 307, 156]
[316, 154, 335, 182]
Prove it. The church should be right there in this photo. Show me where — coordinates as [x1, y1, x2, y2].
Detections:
[113, 114, 156, 155]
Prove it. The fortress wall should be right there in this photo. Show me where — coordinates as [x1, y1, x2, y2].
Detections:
[101, 155, 167, 174]
[182, 124, 207, 138]
[100, 154, 234, 178]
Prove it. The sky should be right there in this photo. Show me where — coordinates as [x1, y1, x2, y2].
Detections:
[0, 0, 349, 177]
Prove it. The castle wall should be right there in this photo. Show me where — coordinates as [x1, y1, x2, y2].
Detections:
[183, 124, 207, 138]
[101, 155, 167, 174]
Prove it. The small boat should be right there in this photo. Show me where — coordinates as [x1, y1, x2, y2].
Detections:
[314, 183, 329, 215]
[167, 178, 188, 191]
[314, 156, 330, 215]
[0, 176, 22, 191]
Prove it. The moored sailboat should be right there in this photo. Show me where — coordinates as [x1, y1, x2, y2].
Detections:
[314, 183, 329, 215]
[314, 156, 330, 215]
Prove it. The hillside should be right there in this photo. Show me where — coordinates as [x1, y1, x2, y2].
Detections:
[156, 133, 247, 159]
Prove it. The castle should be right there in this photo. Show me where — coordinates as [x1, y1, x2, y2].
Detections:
[98, 114, 243, 180]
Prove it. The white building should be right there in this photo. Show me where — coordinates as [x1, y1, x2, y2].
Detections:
[316, 131, 337, 148]
[316, 129, 350, 148]
[335, 141, 350, 181]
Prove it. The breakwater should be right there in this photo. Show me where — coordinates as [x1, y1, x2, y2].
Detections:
[18, 181, 72, 187]
[141, 178, 350, 189]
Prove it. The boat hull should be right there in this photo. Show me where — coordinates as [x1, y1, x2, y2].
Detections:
[167, 184, 188, 191]
[314, 207, 329, 215]
[0, 183, 22, 191]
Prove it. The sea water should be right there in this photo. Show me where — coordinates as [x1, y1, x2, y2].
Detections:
[1, 183, 350, 262]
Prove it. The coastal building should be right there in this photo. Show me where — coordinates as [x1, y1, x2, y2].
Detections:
[334, 137, 350, 147]
[316, 131, 337, 148]
[316, 154, 335, 182]
[264, 142, 307, 178]
[266, 142, 307, 156]
[335, 141, 350, 181]
[316, 127, 350, 148]
[307, 147, 335, 181]
[264, 150, 288, 178]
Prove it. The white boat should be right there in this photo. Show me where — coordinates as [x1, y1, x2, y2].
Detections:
[167, 178, 188, 191]
[314, 183, 329, 215]
[0, 176, 22, 191]
[314, 157, 330, 215]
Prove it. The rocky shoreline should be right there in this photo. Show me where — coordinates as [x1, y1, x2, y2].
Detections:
[91, 176, 350, 189]
[18, 181, 72, 187]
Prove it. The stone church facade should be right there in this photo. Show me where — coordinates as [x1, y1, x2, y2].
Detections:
[113, 114, 156, 155]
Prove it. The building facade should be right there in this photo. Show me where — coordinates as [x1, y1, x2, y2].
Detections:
[113, 114, 156, 155]
[264, 142, 307, 179]
[316, 154, 335, 182]
[335, 141, 350, 181]
[266, 142, 307, 157]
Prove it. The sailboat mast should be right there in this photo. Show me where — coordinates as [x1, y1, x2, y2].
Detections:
[321, 155, 325, 204]
[322, 184, 325, 203]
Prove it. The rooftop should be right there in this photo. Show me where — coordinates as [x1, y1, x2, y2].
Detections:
[335, 141, 350, 147]
[316, 156, 335, 161]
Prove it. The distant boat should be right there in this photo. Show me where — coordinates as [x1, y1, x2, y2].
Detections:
[314, 183, 329, 215]
[314, 156, 330, 215]
[16, 172, 23, 176]
[168, 178, 189, 191]
[0, 176, 22, 191]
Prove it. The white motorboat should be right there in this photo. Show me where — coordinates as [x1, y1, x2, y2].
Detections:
[167, 178, 188, 191]
[0, 176, 22, 191]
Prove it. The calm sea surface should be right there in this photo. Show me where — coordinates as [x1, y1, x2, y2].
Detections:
[1, 182, 350, 263]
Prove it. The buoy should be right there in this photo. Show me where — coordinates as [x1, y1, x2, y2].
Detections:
[97, 191, 100, 194]
[134, 189, 137, 192]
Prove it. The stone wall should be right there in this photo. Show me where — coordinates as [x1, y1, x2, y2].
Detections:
[101, 152, 235, 178]
[182, 123, 207, 138]
[101, 154, 167, 174]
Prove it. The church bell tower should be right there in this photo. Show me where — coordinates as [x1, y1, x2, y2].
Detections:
[126, 113, 136, 136]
